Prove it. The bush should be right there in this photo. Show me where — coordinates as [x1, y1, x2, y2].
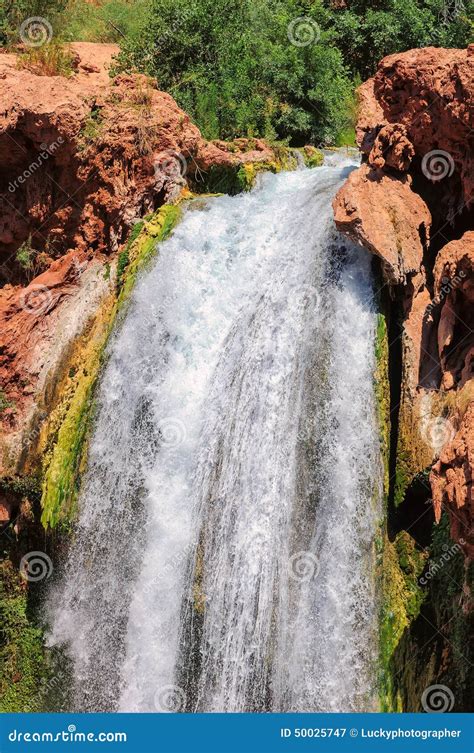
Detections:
[332, 0, 473, 78]
[115, 0, 356, 146]
[0, 0, 67, 46]
[17, 39, 75, 75]
[15, 237, 49, 282]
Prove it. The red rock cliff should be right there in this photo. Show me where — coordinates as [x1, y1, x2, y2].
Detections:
[334, 45, 474, 558]
[0, 43, 281, 474]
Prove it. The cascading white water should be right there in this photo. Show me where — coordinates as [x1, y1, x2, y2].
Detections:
[47, 155, 382, 713]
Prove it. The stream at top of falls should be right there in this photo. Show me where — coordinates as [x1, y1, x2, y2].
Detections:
[46, 154, 383, 714]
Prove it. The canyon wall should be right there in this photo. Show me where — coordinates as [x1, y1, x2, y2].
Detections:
[334, 44, 473, 710]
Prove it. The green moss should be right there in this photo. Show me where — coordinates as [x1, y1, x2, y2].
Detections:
[193, 163, 259, 195]
[379, 532, 427, 711]
[0, 561, 49, 712]
[394, 449, 413, 509]
[0, 389, 13, 413]
[393, 393, 434, 510]
[40, 367, 98, 529]
[387, 512, 473, 711]
[298, 146, 324, 168]
[40, 204, 182, 530]
[373, 302, 428, 711]
[116, 220, 145, 292]
[118, 205, 181, 303]
[374, 312, 390, 499]
[427, 514, 473, 698]
[0, 475, 42, 502]
[193, 147, 298, 195]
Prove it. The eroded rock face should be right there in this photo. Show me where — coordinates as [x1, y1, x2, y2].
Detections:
[367, 123, 414, 172]
[0, 43, 278, 283]
[431, 403, 474, 559]
[434, 232, 474, 390]
[333, 163, 430, 284]
[0, 250, 113, 474]
[333, 45, 474, 557]
[355, 46, 473, 206]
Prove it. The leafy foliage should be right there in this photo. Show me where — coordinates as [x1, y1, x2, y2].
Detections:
[0, 0, 67, 45]
[332, 0, 473, 78]
[2, 0, 472, 142]
[15, 237, 49, 282]
[115, 0, 355, 145]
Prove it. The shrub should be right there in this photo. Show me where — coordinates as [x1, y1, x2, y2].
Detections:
[0, 0, 67, 46]
[15, 237, 49, 282]
[115, 0, 355, 146]
[17, 40, 75, 76]
[332, 0, 474, 78]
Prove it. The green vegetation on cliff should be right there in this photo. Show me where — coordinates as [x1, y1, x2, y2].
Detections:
[40, 204, 181, 530]
[0, 561, 49, 712]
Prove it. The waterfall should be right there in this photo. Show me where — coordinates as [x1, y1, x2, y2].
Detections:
[47, 156, 383, 713]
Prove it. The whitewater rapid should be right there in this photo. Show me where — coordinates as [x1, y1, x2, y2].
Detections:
[47, 156, 382, 713]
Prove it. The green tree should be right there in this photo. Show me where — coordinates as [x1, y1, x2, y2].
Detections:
[332, 0, 473, 78]
[116, 0, 355, 144]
